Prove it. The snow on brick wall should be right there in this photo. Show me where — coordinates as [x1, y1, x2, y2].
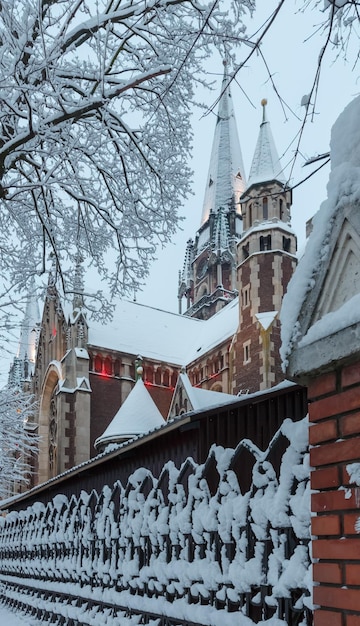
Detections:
[0, 417, 311, 626]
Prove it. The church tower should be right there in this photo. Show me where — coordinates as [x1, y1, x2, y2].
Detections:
[178, 61, 246, 319]
[34, 262, 91, 484]
[231, 99, 297, 394]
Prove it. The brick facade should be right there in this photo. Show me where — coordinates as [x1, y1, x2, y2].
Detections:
[308, 363, 360, 625]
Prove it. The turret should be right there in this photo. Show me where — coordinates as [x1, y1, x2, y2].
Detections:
[232, 100, 297, 394]
[179, 61, 246, 319]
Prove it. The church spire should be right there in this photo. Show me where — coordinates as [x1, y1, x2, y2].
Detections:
[247, 99, 285, 189]
[200, 60, 246, 227]
[8, 279, 40, 388]
[73, 251, 84, 312]
[17, 278, 40, 365]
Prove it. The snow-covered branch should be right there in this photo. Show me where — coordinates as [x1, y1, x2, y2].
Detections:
[0, 388, 38, 499]
[0, 0, 253, 314]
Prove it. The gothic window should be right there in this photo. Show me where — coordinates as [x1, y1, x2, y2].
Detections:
[155, 367, 161, 385]
[163, 370, 170, 387]
[49, 393, 58, 477]
[94, 355, 102, 373]
[279, 198, 284, 220]
[104, 357, 112, 376]
[283, 236, 291, 252]
[260, 235, 271, 251]
[242, 285, 250, 307]
[263, 197, 268, 220]
[114, 359, 121, 377]
[171, 372, 177, 388]
[249, 203, 252, 226]
[146, 366, 154, 384]
[242, 243, 249, 259]
[243, 341, 251, 364]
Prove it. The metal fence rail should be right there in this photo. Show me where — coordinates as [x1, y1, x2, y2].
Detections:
[0, 417, 311, 625]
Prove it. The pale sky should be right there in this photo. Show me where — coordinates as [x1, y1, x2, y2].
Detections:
[138, 0, 360, 313]
[2, 1, 359, 383]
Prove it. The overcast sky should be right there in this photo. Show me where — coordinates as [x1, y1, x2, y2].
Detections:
[138, 0, 360, 313]
[2, 1, 359, 384]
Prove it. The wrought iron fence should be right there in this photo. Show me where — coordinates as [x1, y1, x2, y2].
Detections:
[0, 417, 311, 625]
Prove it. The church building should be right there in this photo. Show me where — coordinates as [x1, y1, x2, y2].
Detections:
[8, 63, 298, 487]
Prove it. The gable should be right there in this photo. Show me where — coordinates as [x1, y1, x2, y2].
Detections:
[284, 201, 360, 380]
[313, 216, 360, 322]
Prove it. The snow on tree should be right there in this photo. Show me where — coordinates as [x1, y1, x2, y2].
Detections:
[0, 387, 38, 498]
[0, 0, 253, 315]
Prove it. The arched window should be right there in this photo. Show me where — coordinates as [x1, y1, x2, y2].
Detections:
[155, 367, 161, 385]
[279, 198, 283, 220]
[94, 355, 102, 373]
[145, 366, 153, 384]
[104, 357, 112, 376]
[114, 359, 121, 377]
[163, 370, 170, 386]
[263, 197, 268, 220]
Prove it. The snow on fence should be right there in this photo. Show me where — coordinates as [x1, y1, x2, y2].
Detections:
[0, 417, 311, 626]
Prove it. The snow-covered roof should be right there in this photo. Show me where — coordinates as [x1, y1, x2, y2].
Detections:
[247, 100, 285, 189]
[175, 372, 239, 413]
[242, 219, 295, 238]
[200, 63, 246, 226]
[88, 297, 239, 366]
[95, 378, 165, 448]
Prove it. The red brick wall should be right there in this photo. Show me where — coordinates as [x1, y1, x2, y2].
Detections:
[309, 364, 360, 625]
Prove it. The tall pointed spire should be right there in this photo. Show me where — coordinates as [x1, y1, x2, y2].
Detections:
[247, 99, 285, 189]
[17, 279, 40, 365]
[8, 279, 40, 388]
[200, 61, 246, 226]
[73, 250, 84, 312]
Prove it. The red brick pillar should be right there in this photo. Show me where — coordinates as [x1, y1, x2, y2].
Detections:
[309, 364, 360, 626]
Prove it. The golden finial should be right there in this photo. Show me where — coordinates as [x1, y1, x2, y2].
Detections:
[261, 98, 268, 122]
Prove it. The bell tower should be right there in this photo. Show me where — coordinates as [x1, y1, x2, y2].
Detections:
[232, 99, 297, 393]
[178, 61, 246, 319]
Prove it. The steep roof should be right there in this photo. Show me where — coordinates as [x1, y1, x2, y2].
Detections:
[200, 62, 246, 226]
[87, 296, 239, 366]
[95, 378, 165, 448]
[169, 372, 238, 417]
[247, 99, 285, 189]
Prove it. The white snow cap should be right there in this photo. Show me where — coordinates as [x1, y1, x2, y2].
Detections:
[94, 379, 165, 449]
[247, 99, 285, 188]
[200, 61, 246, 226]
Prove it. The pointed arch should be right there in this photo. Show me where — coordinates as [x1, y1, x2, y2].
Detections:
[38, 360, 63, 484]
